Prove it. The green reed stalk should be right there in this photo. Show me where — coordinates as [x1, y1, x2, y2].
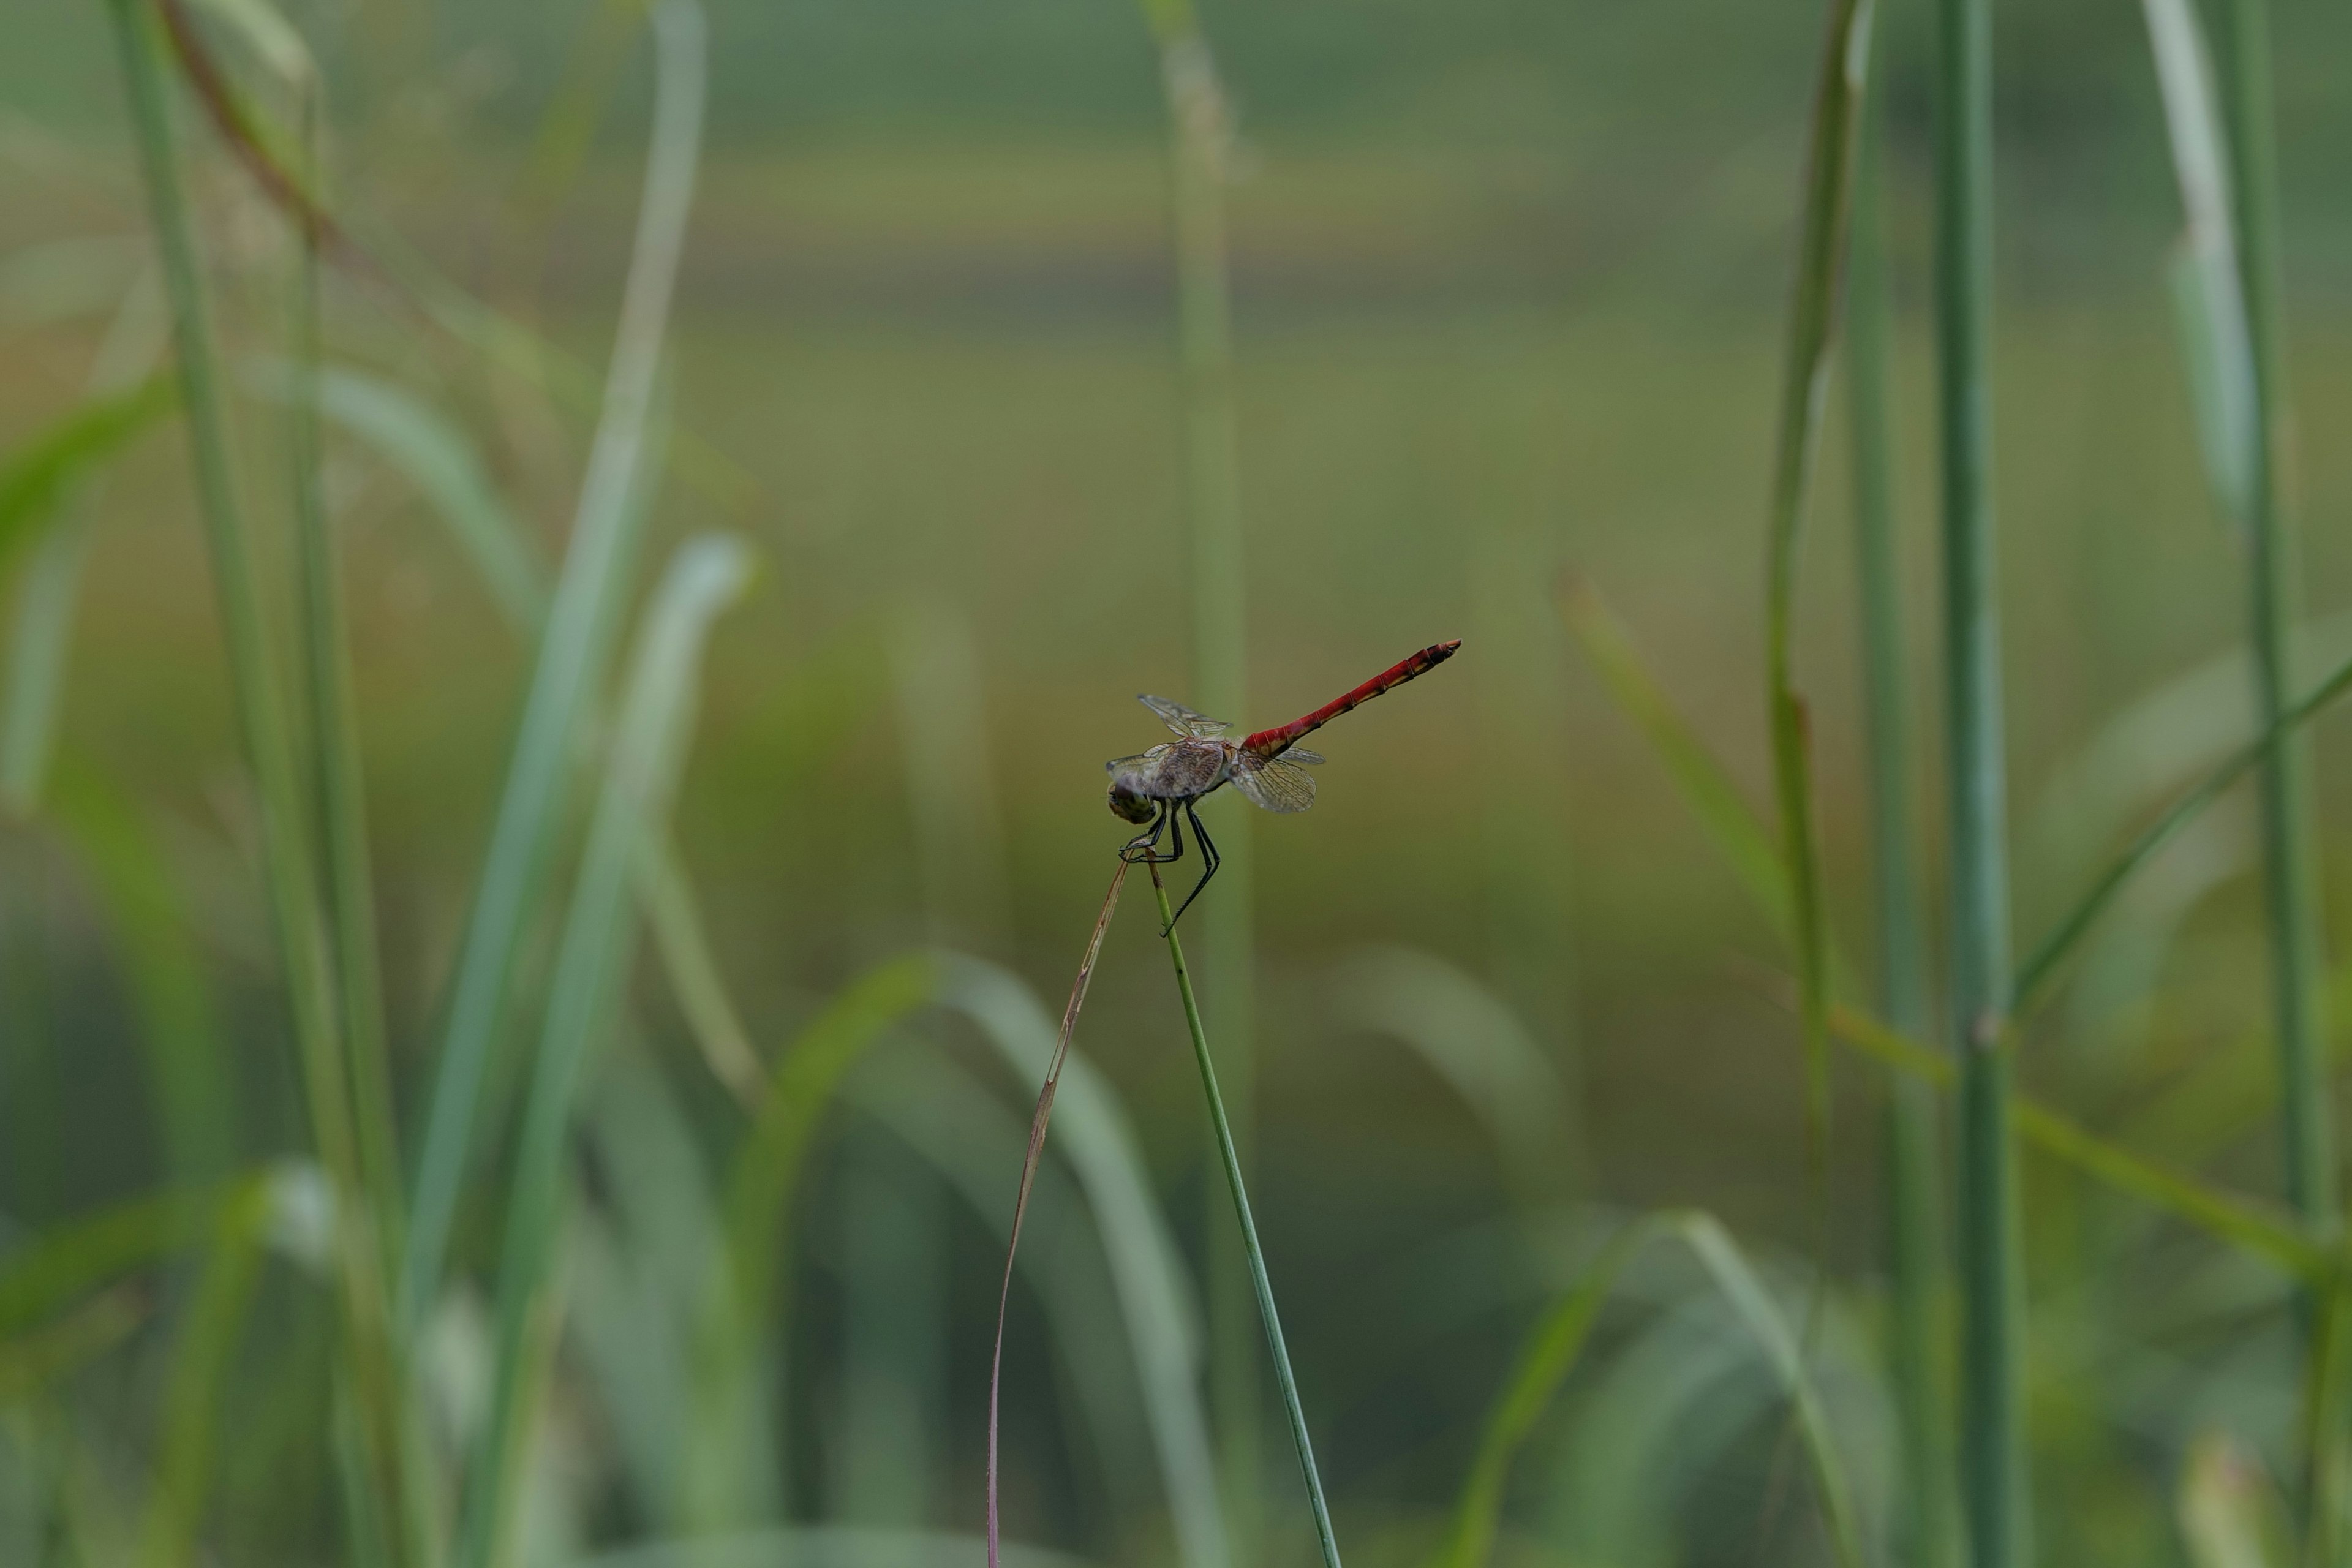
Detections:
[2216, 0, 2336, 1251]
[1934, 0, 2025, 1558]
[1846, 41, 1958, 1568]
[285, 91, 406, 1276]
[1141, 0, 1261, 1532]
[1150, 865, 1341, 1568]
[103, 5, 412, 1562]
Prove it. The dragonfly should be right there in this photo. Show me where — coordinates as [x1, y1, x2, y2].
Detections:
[1107, 639, 1462, 930]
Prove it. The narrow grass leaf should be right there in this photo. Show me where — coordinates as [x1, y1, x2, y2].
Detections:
[138, 1178, 272, 1568]
[1327, 945, 1573, 1203]
[988, 862, 1128, 1568]
[0, 1286, 147, 1401]
[311, 366, 549, 631]
[939, 952, 1228, 1568]
[404, 0, 707, 1331]
[0, 1176, 264, 1338]
[1678, 1214, 1867, 1568]
[1562, 578, 1789, 938]
[460, 528, 752, 1568]
[1435, 1215, 1670, 1568]
[0, 376, 178, 571]
[2142, 0, 2258, 532]
[573, 1525, 1088, 1568]
[2017, 641, 2352, 1008]
[1828, 1004, 2327, 1281]
[1761, 0, 1875, 1212]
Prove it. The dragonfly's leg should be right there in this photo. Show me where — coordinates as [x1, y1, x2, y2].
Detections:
[1164, 801, 1220, 932]
[1121, 799, 1180, 864]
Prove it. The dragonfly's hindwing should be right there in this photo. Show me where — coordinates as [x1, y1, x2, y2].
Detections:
[1231, 751, 1316, 813]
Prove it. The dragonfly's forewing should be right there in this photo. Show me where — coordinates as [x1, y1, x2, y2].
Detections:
[1277, 746, 1324, 765]
[1139, 694, 1231, 738]
[1230, 751, 1316, 813]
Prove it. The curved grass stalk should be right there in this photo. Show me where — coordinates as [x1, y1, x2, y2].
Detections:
[458, 532, 752, 1568]
[402, 0, 707, 1334]
[939, 953, 1230, 1568]
[1433, 1211, 1866, 1568]
[1147, 864, 1343, 1568]
[985, 862, 1128, 1568]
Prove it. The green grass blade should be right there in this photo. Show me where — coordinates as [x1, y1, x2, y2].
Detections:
[1762, 0, 1875, 1213]
[137, 1179, 271, 1568]
[940, 952, 1231, 1568]
[570, 1525, 1091, 1568]
[0, 1175, 262, 1338]
[1562, 578, 1790, 938]
[285, 89, 405, 1276]
[1149, 864, 1343, 1568]
[459, 529, 752, 1568]
[1676, 1215, 1866, 1568]
[1, 521, 97, 815]
[1830, 1004, 2328, 1281]
[402, 0, 708, 1333]
[0, 376, 178, 572]
[1325, 945, 1575, 1204]
[0, 1285, 147, 1401]
[2016, 643, 2352, 1008]
[310, 366, 549, 631]
[1434, 1215, 1668, 1568]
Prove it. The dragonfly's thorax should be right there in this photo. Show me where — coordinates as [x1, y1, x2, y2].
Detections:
[1105, 737, 1232, 821]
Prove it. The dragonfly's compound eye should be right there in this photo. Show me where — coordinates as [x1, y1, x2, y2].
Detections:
[1108, 782, 1158, 824]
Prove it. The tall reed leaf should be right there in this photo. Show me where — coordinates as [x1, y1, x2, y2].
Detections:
[404, 0, 707, 1331]
[459, 530, 752, 1568]
[1136, 0, 1261, 1526]
[105, 0, 409, 1548]
[0, 377, 178, 571]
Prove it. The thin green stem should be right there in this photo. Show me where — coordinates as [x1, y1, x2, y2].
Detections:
[1141, 1, 1262, 1529]
[104, 2, 410, 1559]
[285, 89, 406, 1282]
[1150, 865, 1341, 1568]
[1934, 0, 2026, 1557]
[2217, 0, 2335, 1243]
[1847, 38, 1956, 1568]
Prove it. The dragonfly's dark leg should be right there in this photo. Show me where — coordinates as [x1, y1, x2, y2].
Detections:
[1164, 800, 1220, 932]
[1120, 801, 1168, 862]
[1121, 799, 1186, 865]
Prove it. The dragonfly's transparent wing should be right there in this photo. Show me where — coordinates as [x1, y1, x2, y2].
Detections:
[1229, 750, 1316, 813]
[1276, 746, 1324, 766]
[1105, 745, 1171, 785]
[1139, 694, 1232, 738]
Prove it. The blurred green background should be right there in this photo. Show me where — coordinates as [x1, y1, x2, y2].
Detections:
[7, 0, 2352, 1564]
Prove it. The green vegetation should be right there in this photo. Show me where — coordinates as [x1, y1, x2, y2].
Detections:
[6, 0, 2352, 1565]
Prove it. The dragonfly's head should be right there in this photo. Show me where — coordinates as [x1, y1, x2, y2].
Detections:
[1107, 777, 1158, 824]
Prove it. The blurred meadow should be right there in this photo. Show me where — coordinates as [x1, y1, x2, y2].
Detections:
[8, 0, 2352, 1564]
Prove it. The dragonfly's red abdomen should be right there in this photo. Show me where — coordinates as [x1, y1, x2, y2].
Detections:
[1242, 639, 1461, 757]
